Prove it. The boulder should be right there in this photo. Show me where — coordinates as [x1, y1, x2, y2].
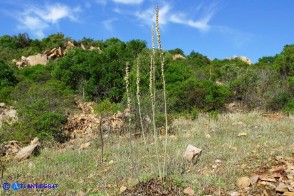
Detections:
[172, 54, 186, 60]
[26, 54, 48, 66]
[66, 40, 75, 48]
[184, 144, 202, 164]
[14, 137, 41, 161]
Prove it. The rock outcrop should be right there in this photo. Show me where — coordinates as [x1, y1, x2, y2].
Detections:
[172, 54, 186, 60]
[228, 55, 253, 65]
[13, 40, 103, 68]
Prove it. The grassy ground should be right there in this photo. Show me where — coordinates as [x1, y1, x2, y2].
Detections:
[1, 111, 293, 195]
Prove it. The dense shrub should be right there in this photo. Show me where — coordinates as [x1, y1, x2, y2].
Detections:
[0, 80, 75, 143]
[170, 78, 230, 112]
[0, 59, 17, 88]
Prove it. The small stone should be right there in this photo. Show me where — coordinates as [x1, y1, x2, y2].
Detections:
[276, 183, 288, 193]
[238, 132, 247, 137]
[119, 185, 127, 193]
[80, 142, 90, 149]
[228, 191, 241, 196]
[260, 177, 276, 182]
[215, 159, 221, 163]
[236, 177, 250, 189]
[205, 134, 211, 139]
[108, 160, 114, 165]
[250, 175, 259, 186]
[183, 187, 194, 195]
[259, 181, 276, 189]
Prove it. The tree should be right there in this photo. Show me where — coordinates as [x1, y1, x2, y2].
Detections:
[41, 33, 70, 49]
[126, 39, 147, 58]
[274, 45, 294, 78]
[15, 33, 31, 48]
[168, 48, 184, 56]
[187, 50, 210, 67]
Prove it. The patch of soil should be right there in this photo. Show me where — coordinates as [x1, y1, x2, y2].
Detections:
[121, 178, 182, 196]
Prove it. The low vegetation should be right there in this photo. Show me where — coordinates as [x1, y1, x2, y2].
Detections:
[1, 112, 293, 194]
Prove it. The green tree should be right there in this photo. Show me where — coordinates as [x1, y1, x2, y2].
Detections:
[274, 45, 294, 78]
[168, 48, 184, 55]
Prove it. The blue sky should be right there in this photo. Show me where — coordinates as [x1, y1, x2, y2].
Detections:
[0, 0, 294, 62]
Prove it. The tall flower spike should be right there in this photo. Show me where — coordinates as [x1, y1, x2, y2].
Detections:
[155, 5, 168, 179]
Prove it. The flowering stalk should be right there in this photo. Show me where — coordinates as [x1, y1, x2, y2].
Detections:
[155, 5, 168, 178]
[150, 25, 162, 179]
[136, 57, 147, 145]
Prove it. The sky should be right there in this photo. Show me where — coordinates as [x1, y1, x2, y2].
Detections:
[0, 0, 294, 63]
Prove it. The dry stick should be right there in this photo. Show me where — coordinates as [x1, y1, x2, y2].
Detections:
[136, 57, 147, 146]
[99, 115, 104, 163]
[150, 25, 162, 179]
[155, 5, 168, 179]
[125, 62, 140, 182]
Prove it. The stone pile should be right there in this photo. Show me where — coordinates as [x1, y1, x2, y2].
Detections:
[62, 100, 99, 139]
[62, 100, 126, 140]
[232, 155, 294, 195]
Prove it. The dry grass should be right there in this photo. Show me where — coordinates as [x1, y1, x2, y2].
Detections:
[1, 111, 293, 195]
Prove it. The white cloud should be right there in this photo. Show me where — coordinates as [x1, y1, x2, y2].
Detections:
[131, 2, 217, 31]
[103, 18, 117, 31]
[17, 3, 81, 38]
[18, 16, 49, 38]
[170, 14, 211, 31]
[113, 0, 144, 5]
[134, 4, 170, 26]
[32, 4, 79, 23]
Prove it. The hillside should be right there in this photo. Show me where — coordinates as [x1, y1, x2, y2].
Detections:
[0, 32, 294, 195]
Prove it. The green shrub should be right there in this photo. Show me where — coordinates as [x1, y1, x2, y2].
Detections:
[267, 92, 291, 111]
[0, 59, 17, 88]
[93, 99, 119, 115]
[0, 86, 14, 103]
[3, 80, 75, 143]
[171, 78, 230, 112]
[190, 108, 199, 120]
[283, 101, 294, 114]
